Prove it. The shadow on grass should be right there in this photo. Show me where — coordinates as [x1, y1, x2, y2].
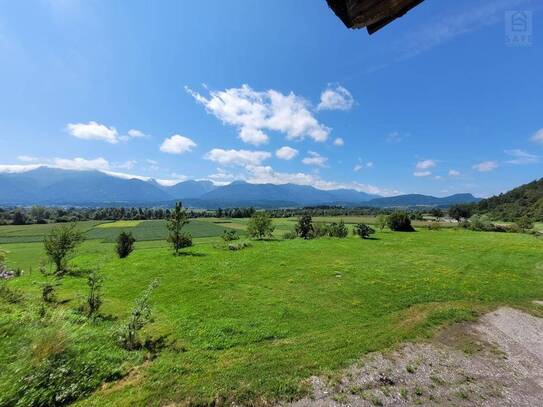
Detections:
[65, 267, 95, 277]
[177, 251, 206, 257]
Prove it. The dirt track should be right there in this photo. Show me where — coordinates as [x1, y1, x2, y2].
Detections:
[286, 306, 543, 406]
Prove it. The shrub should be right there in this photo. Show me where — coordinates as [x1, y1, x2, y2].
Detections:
[469, 215, 492, 231]
[295, 214, 314, 239]
[2, 307, 127, 407]
[0, 284, 23, 304]
[247, 212, 275, 239]
[116, 231, 136, 258]
[221, 229, 239, 242]
[43, 223, 84, 276]
[282, 231, 297, 240]
[177, 233, 193, 249]
[387, 211, 415, 232]
[427, 221, 441, 231]
[328, 220, 348, 238]
[167, 202, 191, 255]
[353, 223, 375, 239]
[119, 279, 159, 350]
[466, 215, 522, 233]
[311, 222, 330, 238]
[36, 261, 60, 304]
[86, 271, 103, 318]
[228, 242, 251, 251]
[516, 215, 534, 230]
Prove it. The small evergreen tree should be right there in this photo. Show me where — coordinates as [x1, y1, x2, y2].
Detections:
[43, 223, 84, 275]
[116, 231, 136, 258]
[295, 214, 313, 239]
[247, 212, 275, 239]
[167, 202, 192, 255]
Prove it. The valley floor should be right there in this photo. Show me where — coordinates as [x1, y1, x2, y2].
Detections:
[1, 219, 543, 406]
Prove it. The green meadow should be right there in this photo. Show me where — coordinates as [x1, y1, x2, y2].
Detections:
[1, 218, 543, 406]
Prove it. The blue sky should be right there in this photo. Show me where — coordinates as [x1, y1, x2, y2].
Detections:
[0, 0, 542, 197]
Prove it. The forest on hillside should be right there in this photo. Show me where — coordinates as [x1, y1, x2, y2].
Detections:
[477, 178, 543, 221]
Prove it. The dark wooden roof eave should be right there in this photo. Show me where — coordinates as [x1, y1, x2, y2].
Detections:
[326, 0, 424, 34]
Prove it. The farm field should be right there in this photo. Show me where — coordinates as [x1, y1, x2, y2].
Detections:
[0, 218, 245, 245]
[1, 219, 543, 406]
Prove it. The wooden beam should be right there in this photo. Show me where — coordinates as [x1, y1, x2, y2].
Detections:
[327, 0, 424, 34]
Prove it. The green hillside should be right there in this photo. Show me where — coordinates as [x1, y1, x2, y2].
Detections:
[478, 178, 543, 221]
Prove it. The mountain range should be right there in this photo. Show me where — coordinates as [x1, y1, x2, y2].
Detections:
[0, 167, 480, 208]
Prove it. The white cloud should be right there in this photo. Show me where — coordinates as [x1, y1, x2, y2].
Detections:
[52, 157, 110, 171]
[204, 148, 271, 166]
[66, 121, 119, 144]
[127, 129, 147, 138]
[333, 137, 344, 146]
[473, 161, 498, 172]
[207, 168, 237, 184]
[1, 157, 110, 173]
[448, 169, 461, 176]
[354, 159, 373, 172]
[0, 164, 42, 173]
[113, 160, 137, 170]
[414, 171, 432, 177]
[396, 0, 534, 60]
[302, 151, 328, 167]
[317, 85, 354, 111]
[532, 128, 543, 143]
[17, 155, 39, 162]
[239, 127, 269, 145]
[101, 170, 186, 186]
[416, 159, 437, 170]
[146, 159, 158, 165]
[505, 149, 539, 165]
[186, 84, 330, 144]
[386, 131, 407, 143]
[243, 164, 396, 196]
[160, 134, 197, 154]
[276, 146, 298, 160]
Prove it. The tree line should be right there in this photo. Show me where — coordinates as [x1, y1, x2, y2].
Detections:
[0, 205, 430, 225]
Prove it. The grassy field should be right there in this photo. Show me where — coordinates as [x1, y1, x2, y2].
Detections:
[0, 219, 244, 245]
[1, 219, 543, 406]
[95, 220, 142, 228]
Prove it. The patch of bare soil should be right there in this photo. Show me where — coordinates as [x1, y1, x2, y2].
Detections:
[285, 307, 543, 406]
